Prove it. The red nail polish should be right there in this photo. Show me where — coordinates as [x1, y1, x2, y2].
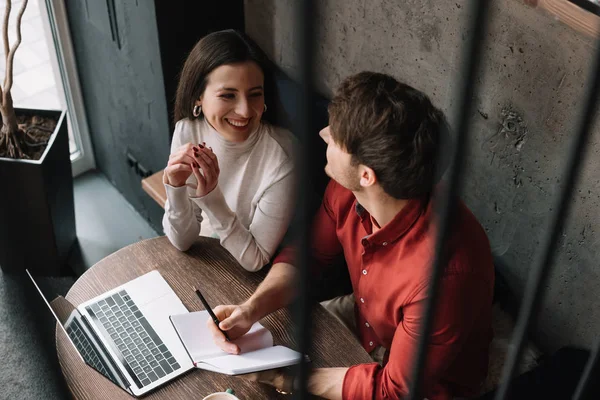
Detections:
[198, 144, 204, 149]
[192, 146, 198, 151]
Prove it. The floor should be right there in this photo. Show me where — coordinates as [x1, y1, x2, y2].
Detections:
[68, 171, 159, 276]
[0, 170, 158, 400]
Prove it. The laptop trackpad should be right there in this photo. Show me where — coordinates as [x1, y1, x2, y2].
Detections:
[124, 271, 174, 306]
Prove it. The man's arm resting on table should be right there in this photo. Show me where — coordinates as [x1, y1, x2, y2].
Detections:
[247, 367, 348, 399]
[306, 368, 347, 399]
[245, 261, 298, 321]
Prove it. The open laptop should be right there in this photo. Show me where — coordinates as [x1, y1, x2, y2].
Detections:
[27, 269, 195, 397]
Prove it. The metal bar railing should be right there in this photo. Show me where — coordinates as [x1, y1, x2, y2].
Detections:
[494, 26, 600, 400]
[573, 338, 600, 400]
[288, 1, 598, 399]
[293, 0, 315, 398]
[407, 1, 492, 399]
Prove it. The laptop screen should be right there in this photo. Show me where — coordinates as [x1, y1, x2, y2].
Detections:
[26, 270, 130, 392]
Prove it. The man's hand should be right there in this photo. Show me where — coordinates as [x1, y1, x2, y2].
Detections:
[207, 262, 297, 354]
[207, 303, 256, 354]
[239, 368, 294, 394]
[240, 368, 347, 399]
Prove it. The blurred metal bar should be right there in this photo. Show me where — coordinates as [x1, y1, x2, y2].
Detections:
[573, 339, 600, 400]
[406, 1, 492, 399]
[494, 29, 600, 400]
[293, 0, 315, 398]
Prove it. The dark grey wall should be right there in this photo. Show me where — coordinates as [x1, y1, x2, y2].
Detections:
[244, 0, 600, 352]
[65, 0, 169, 232]
[152, 1, 245, 132]
[65, 1, 244, 233]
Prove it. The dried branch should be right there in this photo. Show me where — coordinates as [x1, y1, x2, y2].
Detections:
[3, 0, 27, 104]
[3, 0, 10, 66]
[0, 0, 11, 104]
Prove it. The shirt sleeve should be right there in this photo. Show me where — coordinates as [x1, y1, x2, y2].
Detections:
[342, 273, 491, 400]
[272, 180, 344, 271]
[192, 162, 296, 272]
[162, 122, 204, 251]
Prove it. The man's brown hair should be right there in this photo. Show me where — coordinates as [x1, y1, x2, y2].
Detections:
[328, 71, 451, 199]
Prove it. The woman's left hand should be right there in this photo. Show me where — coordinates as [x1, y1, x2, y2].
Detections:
[187, 144, 220, 198]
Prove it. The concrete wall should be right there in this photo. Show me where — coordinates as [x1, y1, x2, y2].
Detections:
[66, 0, 170, 233]
[245, 0, 600, 352]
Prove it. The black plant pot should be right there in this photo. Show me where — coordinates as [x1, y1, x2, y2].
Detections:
[0, 108, 76, 276]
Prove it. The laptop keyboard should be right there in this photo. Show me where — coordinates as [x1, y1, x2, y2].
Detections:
[67, 318, 118, 384]
[86, 290, 181, 388]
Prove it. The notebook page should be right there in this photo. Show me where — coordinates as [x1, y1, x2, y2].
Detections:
[170, 310, 273, 362]
[197, 345, 302, 375]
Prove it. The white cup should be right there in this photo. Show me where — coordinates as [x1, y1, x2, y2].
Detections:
[202, 392, 240, 400]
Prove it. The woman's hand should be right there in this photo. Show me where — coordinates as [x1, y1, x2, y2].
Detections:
[164, 143, 198, 187]
[188, 144, 220, 198]
[163, 143, 220, 197]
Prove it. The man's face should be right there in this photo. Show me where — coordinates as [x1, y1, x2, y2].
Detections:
[319, 126, 361, 191]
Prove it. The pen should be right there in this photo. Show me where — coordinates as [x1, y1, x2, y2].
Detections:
[194, 287, 230, 341]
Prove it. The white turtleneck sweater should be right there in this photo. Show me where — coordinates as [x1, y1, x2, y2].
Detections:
[162, 118, 297, 272]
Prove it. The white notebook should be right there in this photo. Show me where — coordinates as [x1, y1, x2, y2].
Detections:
[170, 311, 302, 375]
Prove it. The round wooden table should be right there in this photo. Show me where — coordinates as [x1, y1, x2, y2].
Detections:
[56, 236, 371, 399]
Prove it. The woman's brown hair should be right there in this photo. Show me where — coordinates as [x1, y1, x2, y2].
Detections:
[174, 29, 283, 126]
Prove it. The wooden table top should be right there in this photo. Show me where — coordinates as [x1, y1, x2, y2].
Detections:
[56, 236, 371, 399]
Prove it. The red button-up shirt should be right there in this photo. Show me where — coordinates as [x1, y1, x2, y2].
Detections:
[274, 180, 494, 399]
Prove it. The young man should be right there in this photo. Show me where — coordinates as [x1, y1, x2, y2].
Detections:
[207, 72, 495, 399]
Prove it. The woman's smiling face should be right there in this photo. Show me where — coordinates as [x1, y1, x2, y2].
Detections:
[196, 61, 265, 142]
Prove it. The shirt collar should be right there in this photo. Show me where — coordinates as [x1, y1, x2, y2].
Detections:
[355, 202, 367, 219]
[354, 196, 428, 245]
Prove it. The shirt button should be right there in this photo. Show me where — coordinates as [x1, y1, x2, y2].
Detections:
[365, 322, 370, 327]
[360, 298, 365, 303]
[382, 241, 388, 246]
[362, 269, 367, 275]
[369, 341, 374, 346]
[361, 239, 368, 246]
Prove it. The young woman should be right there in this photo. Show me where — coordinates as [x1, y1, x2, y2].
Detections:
[162, 30, 296, 272]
